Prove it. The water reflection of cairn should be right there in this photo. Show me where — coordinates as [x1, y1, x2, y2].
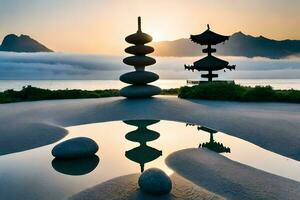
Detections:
[120, 17, 161, 98]
[124, 120, 162, 172]
[187, 123, 230, 153]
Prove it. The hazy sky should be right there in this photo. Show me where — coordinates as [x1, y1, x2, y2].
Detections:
[0, 0, 299, 54]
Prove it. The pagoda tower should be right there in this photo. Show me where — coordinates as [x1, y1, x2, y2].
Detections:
[198, 126, 230, 153]
[124, 120, 162, 172]
[120, 17, 161, 98]
[185, 25, 236, 82]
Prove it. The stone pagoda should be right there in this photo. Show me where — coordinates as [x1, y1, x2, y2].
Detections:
[185, 24, 236, 82]
[120, 17, 161, 98]
[124, 120, 162, 172]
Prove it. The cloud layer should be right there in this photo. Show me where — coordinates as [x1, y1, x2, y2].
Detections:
[0, 52, 299, 80]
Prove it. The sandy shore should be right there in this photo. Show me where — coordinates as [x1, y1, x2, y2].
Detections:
[0, 96, 299, 160]
[166, 148, 300, 200]
[70, 173, 224, 200]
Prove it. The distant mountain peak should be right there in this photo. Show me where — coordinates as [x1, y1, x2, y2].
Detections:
[0, 34, 53, 53]
[152, 32, 300, 59]
[232, 31, 246, 36]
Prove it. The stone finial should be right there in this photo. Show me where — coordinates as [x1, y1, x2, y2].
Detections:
[138, 16, 142, 32]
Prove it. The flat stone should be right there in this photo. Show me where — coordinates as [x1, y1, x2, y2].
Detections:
[125, 45, 154, 55]
[120, 85, 161, 98]
[52, 137, 99, 159]
[120, 71, 159, 84]
[138, 168, 172, 195]
[123, 56, 156, 67]
[125, 32, 152, 45]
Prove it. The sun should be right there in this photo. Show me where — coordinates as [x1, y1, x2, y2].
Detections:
[150, 31, 169, 42]
[146, 24, 172, 42]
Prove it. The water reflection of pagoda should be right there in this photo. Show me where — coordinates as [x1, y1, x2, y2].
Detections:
[124, 120, 162, 172]
[187, 123, 230, 153]
[184, 25, 236, 82]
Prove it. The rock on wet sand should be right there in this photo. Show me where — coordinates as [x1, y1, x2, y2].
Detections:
[69, 173, 224, 200]
[138, 168, 172, 195]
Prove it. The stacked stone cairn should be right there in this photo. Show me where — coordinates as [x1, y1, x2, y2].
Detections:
[120, 17, 161, 98]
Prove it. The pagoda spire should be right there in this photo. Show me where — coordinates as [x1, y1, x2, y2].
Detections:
[137, 16, 142, 32]
[185, 25, 236, 82]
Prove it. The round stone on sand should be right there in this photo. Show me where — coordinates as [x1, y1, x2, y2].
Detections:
[52, 137, 98, 159]
[138, 168, 172, 195]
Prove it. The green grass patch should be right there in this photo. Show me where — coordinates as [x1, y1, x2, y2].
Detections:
[178, 82, 300, 103]
[0, 86, 120, 103]
[0, 83, 299, 104]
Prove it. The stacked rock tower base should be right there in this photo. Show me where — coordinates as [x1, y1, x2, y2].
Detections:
[120, 17, 161, 98]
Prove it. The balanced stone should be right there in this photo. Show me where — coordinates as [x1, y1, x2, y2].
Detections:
[52, 137, 99, 159]
[125, 32, 152, 45]
[120, 71, 159, 84]
[138, 168, 172, 195]
[120, 85, 161, 98]
[125, 45, 154, 55]
[123, 56, 156, 67]
[120, 16, 161, 98]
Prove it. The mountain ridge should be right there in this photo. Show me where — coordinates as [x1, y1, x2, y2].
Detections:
[0, 34, 53, 53]
[152, 32, 300, 59]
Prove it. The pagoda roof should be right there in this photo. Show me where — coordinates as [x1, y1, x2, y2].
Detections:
[190, 25, 229, 45]
[193, 55, 229, 70]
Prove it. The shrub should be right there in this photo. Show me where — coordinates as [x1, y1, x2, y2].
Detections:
[178, 82, 300, 103]
[0, 85, 120, 103]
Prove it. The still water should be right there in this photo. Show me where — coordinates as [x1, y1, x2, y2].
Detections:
[0, 120, 299, 200]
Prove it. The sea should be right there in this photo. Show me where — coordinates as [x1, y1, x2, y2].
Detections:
[0, 79, 299, 92]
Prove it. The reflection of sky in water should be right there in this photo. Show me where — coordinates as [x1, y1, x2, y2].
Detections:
[0, 120, 300, 200]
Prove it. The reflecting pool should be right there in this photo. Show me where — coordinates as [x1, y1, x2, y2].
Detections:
[0, 120, 299, 200]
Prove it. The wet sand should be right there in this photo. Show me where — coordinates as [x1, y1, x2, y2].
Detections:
[166, 148, 300, 200]
[70, 173, 224, 200]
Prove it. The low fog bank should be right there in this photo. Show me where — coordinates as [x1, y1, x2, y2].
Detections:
[0, 52, 299, 80]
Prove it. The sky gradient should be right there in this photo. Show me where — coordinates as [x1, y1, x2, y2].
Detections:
[0, 0, 299, 54]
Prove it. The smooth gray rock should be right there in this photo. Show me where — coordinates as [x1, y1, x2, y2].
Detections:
[120, 85, 161, 98]
[52, 137, 98, 159]
[138, 168, 172, 195]
[125, 32, 152, 45]
[125, 45, 154, 55]
[120, 71, 159, 84]
[123, 56, 156, 67]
